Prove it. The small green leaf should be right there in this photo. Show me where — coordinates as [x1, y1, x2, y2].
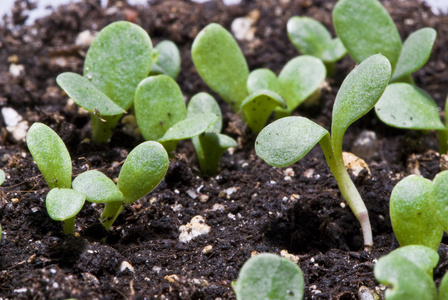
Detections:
[287, 16, 332, 57]
[375, 83, 444, 130]
[118, 141, 169, 205]
[331, 54, 391, 151]
[391, 28, 437, 82]
[27, 122, 72, 189]
[0, 169, 5, 186]
[390, 175, 443, 250]
[197, 133, 237, 175]
[46, 188, 85, 221]
[134, 75, 187, 141]
[321, 38, 347, 63]
[247, 69, 280, 94]
[84, 21, 152, 110]
[159, 113, 220, 142]
[187, 92, 222, 132]
[72, 170, 124, 204]
[440, 271, 448, 300]
[374, 254, 437, 300]
[192, 23, 249, 111]
[241, 89, 287, 133]
[333, 0, 402, 70]
[278, 56, 326, 113]
[56, 72, 124, 116]
[255, 116, 329, 168]
[151, 40, 181, 80]
[387, 245, 439, 278]
[429, 170, 448, 233]
[233, 253, 304, 300]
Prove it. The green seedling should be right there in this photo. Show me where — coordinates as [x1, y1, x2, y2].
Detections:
[375, 84, 447, 153]
[57, 21, 153, 143]
[374, 245, 439, 300]
[0, 169, 5, 186]
[27, 122, 85, 234]
[46, 188, 86, 235]
[333, 0, 436, 83]
[389, 175, 443, 251]
[232, 253, 304, 300]
[429, 170, 448, 237]
[255, 54, 391, 247]
[73, 141, 169, 230]
[150, 40, 181, 80]
[287, 16, 347, 75]
[192, 23, 325, 130]
[186, 92, 237, 175]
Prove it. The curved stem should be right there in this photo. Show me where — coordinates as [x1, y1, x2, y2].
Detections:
[91, 113, 122, 144]
[438, 129, 448, 155]
[319, 134, 373, 247]
[100, 202, 124, 231]
[62, 217, 75, 235]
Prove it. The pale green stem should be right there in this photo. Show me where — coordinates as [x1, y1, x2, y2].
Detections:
[62, 217, 75, 235]
[438, 129, 448, 155]
[159, 140, 178, 157]
[91, 113, 122, 144]
[319, 134, 373, 248]
[324, 61, 336, 77]
[100, 202, 124, 231]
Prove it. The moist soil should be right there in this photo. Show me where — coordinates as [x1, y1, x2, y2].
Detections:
[1, 0, 448, 299]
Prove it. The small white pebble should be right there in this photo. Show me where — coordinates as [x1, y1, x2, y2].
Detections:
[340, 202, 346, 208]
[270, 180, 276, 185]
[228, 213, 236, 220]
[119, 261, 135, 273]
[174, 189, 180, 194]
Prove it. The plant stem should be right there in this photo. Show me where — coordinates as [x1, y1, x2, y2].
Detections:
[100, 201, 124, 231]
[319, 134, 373, 247]
[62, 217, 75, 235]
[324, 61, 336, 77]
[438, 129, 448, 154]
[91, 113, 121, 143]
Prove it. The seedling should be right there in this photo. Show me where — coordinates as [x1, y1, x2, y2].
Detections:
[287, 16, 347, 75]
[333, 0, 436, 83]
[192, 23, 325, 131]
[73, 141, 169, 230]
[255, 54, 391, 247]
[150, 40, 181, 80]
[186, 92, 238, 175]
[389, 175, 443, 251]
[429, 170, 448, 237]
[374, 245, 440, 300]
[27, 122, 85, 234]
[232, 253, 304, 300]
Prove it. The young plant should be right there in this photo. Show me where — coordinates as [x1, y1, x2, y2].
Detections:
[389, 175, 443, 251]
[186, 92, 237, 175]
[232, 253, 304, 300]
[287, 16, 347, 75]
[192, 23, 326, 131]
[72, 141, 169, 230]
[27, 122, 85, 234]
[374, 245, 440, 300]
[255, 54, 391, 247]
[150, 40, 181, 80]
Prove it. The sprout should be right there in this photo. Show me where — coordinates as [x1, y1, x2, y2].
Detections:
[232, 253, 304, 300]
[287, 16, 347, 75]
[150, 40, 181, 80]
[192, 23, 325, 130]
[255, 54, 391, 247]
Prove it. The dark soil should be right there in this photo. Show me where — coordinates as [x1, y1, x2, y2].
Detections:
[1, 0, 448, 299]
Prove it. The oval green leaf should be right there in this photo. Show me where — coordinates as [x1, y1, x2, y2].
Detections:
[390, 175, 443, 251]
[321, 38, 347, 63]
[192, 23, 249, 112]
[278, 55, 326, 113]
[331, 54, 391, 151]
[187, 92, 222, 132]
[374, 254, 437, 300]
[429, 170, 448, 233]
[134, 75, 187, 141]
[255, 116, 329, 168]
[56, 72, 124, 116]
[233, 253, 304, 300]
[247, 68, 280, 94]
[84, 21, 153, 110]
[27, 122, 72, 189]
[118, 141, 169, 205]
[391, 28, 437, 82]
[241, 90, 287, 133]
[151, 40, 181, 80]
[159, 113, 220, 142]
[72, 170, 124, 204]
[333, 0, 402, 70]
[440, 271, 448, 300]
[46, 188, 85, 221]
[375, 83, 444, 130]
[387, 245, 439, 277]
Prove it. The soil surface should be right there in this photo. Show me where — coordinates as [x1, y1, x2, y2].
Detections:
[1, 0, 448, 299]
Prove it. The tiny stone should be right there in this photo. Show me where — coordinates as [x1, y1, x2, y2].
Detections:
[283, 168, 294, 177]
[351, 130, 378, 160]
[202, 245, 213, 254]
[290, 194, 300, 201]
[270, 180, 276, 184]
[164, 274, 179, 283]
[228, 213, 236, 220]
[280, 249, 300, 264]
[75, 30, 97, 48]
[242, 162, 249, 168]
[174, 189, 180, 194]
[12, 198, 19, 203]
[119, 261, 135, 273]
[212, 204, 225, 211]
[343, 152, 371, 177]
[251, 251, 259, 257]
[340, 202, 346, 208]
[9, 64, 25, 77]
[152, 266, 162, 273]
[172, 204, 183, 212]
[186, 189, 198, 199]
[199, 194, 209, 203]
[303, 168, 315, 178]
[284, 176, 292, 181]
[2, 107, 22, 127]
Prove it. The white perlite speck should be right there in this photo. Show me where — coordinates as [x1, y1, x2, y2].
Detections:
[179, 216, 210, 243]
